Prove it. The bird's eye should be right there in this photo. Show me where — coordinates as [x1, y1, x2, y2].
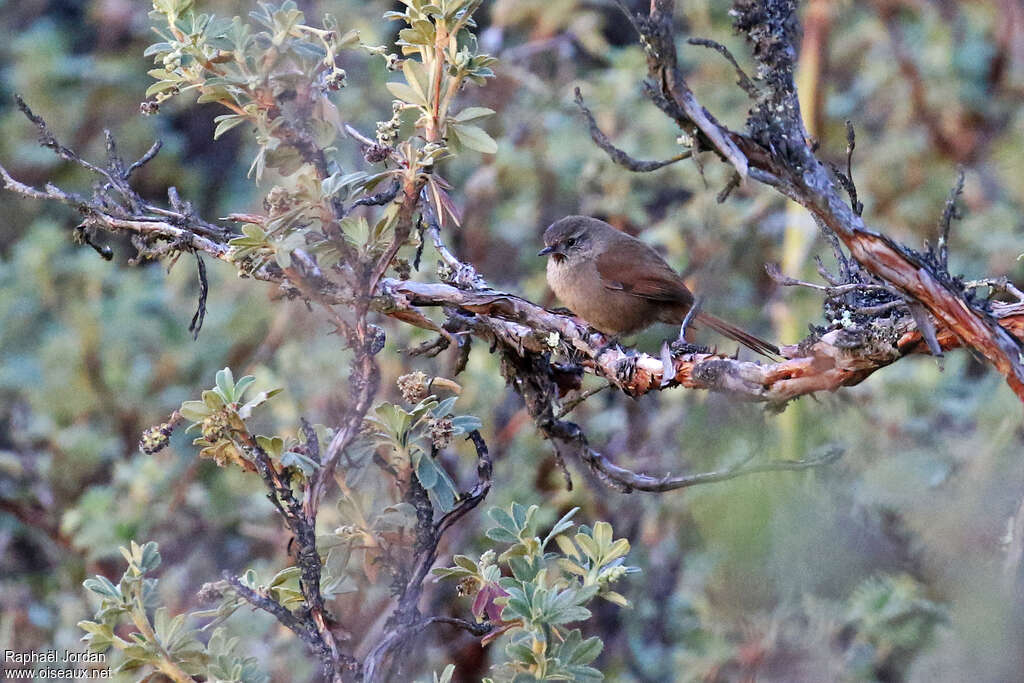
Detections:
[566, 237, 577, 247]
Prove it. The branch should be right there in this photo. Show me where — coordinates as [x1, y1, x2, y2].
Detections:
[421, 615, 493, 637]
[568, 428, 843, 493]
[6, 143, 1024, 406]
[611, 0, 1024, 401]
[574, 88, 692, 172]
[235, 434, 350, 679]
[499, 347, 843, 494]
[223, 571, 330, 658]
[685, 38, 759, 97]
[391, 278, 1024, 401]
[621, 0, 750, 179]
[362, 430, 492, 681]
[937, 168, 965, 269]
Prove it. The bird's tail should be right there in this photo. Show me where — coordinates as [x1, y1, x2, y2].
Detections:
[695, 312, 779, 359]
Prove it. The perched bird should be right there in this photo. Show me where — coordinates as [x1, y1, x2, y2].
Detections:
[539, 215, 778, 358]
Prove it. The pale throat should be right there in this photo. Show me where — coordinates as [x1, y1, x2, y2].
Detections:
[546, 254, 590, 309]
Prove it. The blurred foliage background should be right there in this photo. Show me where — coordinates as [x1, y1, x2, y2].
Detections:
[2, 0, 1024, 680]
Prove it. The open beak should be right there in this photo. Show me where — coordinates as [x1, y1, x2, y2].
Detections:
[537, 245, 557, 257]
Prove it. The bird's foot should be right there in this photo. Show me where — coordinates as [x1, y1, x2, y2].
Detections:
[614, 349, 638, 385]
[669, 339, 711, 356]
[593, 336, 622, 361]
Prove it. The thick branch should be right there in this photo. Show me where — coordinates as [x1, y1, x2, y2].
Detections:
[6, 154, 1022, 404]
[500, 348, 842, 494]
[616, 0, 1024, 401]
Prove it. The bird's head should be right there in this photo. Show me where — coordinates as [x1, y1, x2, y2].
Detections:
[539, 215, 601, 264]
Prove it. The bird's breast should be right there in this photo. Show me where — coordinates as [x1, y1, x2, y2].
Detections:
[546, 257, 656, 336]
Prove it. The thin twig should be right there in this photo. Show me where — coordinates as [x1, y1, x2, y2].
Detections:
[557, 382, 612, 418]
[937, 168, 965, 269]
[964, 277, 1024, 302]
[844, 120, 864, 216]
[421, 616, 493, 637]
[765, 263, 906, 300]
[223, 572, 328, 655]
[127, 140, 163, 177]
[717, 171, 741, 203]
[574, 88, 692, 172]
[575, 441, 844, 493]
[189, 253, 208, 340]
[686, 37, 759, 97]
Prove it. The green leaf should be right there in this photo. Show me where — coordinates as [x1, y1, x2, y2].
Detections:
[137, 542, 161, 573]
[398, 26, 429, 47]
[544, 507, 579, 547]
[489, 507, 517, 534]
[281, 450, 320, 476]
[554, 534, 581, 561]
[430, 470, 457, 513]
[414, 451, 439, 488]
[432, 567, 472, 580]
[453, 555, 478, 573]
[506, 643, 537, 666]
[453, 106, 495, 122]
[592, 521, 612, 551]
[147, 68, 179, 81]
[547, 605, 591, 625]
[574, 532, 599, 562]
[434, 664, 456, 683]
[508, 556, 537, 582]
[385, 81, 426, 106]
[198, 86, 237, 104]
[603, 538, 630, 565]
[179, 400, 211, 422]
[503, 596, 532, 621]
[143, 42, 173, 57]
[485, 526, 518, 544]
[145, 80, 180, 97]
[511, 503, 528, 531]
[567, 633, 603, 666]
[269, 566, 301, 587]
[256, 435, 284, 457]
[402, 57, 429, 99]
[237, 388, 283, 419]
[213, 115, 247, 140]
[83, 575, 121, 600]
[450, 123, 497, 154]
[432, 396, 458, 417]
[233, 375, 256, 401]
[557, 557, 587, 577]
[202, 389, 226, 410]
[601, 591, 629, 607]
[152, 607, 171, 641]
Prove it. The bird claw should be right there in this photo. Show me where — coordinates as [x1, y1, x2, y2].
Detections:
[669, 339, 710, 356]
[594, 336, 622, 360]
[615, 351, 638, 384]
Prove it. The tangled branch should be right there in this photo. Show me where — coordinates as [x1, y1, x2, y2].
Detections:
[606, 0, 1024, 401]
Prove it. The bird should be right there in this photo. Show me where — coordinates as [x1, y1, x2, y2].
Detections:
[539, 215, 778, 358]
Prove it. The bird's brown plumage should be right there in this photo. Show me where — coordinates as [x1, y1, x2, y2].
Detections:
[541, 216, 777, 358]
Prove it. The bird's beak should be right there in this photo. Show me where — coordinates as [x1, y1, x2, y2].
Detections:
[537, 245, 556, 257]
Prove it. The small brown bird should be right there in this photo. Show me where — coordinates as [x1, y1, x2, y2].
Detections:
[539, 215, 778, 358]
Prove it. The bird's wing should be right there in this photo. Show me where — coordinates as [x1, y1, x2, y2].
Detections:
[595, 243, 693, 305]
